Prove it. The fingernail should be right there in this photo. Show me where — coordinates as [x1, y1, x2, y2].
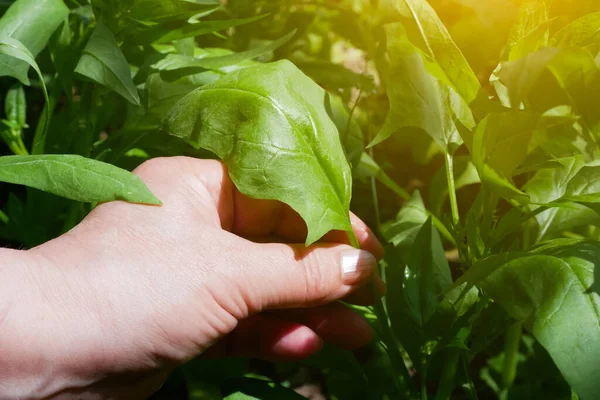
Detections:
[341, 250, 377, 285]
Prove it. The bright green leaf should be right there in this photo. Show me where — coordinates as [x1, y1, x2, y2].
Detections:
[0, 0, 69, 82]
[4, 84, 27, 128]
[75, 22, 141, 106]
[370, 23, 463, 154]
[0, 155, 160, 204]
[551, 12, 600, 48]
[395, 0, 481, 104]
[164, 60, 353, 245]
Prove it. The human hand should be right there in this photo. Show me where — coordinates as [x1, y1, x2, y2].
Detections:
[4, 157, 384, 399]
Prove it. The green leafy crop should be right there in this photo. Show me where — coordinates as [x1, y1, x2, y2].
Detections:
[1, 0, 600, 399]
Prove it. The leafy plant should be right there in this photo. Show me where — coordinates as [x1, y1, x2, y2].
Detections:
[1, 0, 600, 399]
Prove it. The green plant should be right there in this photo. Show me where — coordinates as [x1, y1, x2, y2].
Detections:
[1, 0, 600, 399]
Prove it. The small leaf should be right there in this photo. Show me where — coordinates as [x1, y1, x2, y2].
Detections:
[223, 378, 306, 400]
[75, 22, 141, 106]
[0, 155, 160, 205]
[164, 60, 353, 245]
[134, 15, 266, 44]
[152, 30, 296, 74]
[381, 190, 429, 249]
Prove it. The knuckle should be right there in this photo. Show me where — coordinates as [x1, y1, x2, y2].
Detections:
[300, 251, 330, 305]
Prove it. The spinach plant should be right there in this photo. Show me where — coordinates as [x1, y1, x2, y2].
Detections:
[1, 0, 600, 399]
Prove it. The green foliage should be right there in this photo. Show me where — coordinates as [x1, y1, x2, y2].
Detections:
[2, 0, 600, 399]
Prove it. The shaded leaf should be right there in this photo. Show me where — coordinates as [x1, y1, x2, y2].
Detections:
[133, 15, 266, 45]
[381, 190, 429, 249]
[0, 155, 160, 205]
[474, 242, 600, 400]
[164, 60, 353, 245]
[472, 111, 536, 203]
[223, 378, 306, 400]
[403, 217, 453, 327]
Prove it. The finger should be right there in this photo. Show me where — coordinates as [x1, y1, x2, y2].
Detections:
[202, 315, 323, 362]
[342, 276, 386, 306]
[138, 157, 384, 258]
[232, 192, 384, 259]
[272, 302, 373, 350]
[233, 242, 378, 312]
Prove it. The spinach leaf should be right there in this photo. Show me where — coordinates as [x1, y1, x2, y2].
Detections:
[403, 218, 453, 327]
[471, 243, 600, 400]
[75, 22, 141, 106]
[370, 23, 463, 154]
[395, 0, 481, 105]
[0, 0, 69, 82]
[164, 60, 353, 245]
[0, 155, 160, 205]
[152, 30, 295, 75]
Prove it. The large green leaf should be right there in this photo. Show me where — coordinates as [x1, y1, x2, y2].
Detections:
[470, 241, 600, 400]
[370, 23, 462, 154]
[75, 22, 141, 106]
[0, 0, 69, 82]
[394, 0, 481, 105]
[0, 155, 160, 204]
[164, 60, 353, 245]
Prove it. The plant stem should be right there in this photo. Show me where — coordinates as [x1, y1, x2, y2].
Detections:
[502, 321, 523, 389]
[445, 153, 460, 227]
[435, 348, 461, 400]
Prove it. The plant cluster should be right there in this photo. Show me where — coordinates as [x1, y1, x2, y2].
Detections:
[1, 0, 600, 399]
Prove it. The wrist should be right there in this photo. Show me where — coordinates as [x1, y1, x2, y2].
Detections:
[0, 241, 110, 398]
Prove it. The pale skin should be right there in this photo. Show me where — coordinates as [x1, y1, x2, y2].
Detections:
[0, 157, 385, 399]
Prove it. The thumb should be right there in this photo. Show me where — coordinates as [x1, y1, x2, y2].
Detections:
[235, 242, 378, 312]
